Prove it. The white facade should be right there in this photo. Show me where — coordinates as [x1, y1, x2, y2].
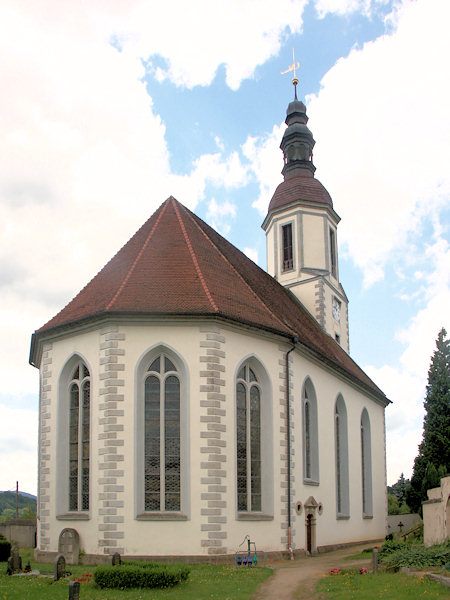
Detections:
[34, 317, 387, 560]
[263, 200, 349, 353]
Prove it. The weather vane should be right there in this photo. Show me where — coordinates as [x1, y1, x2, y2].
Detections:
[281, 47, 300, 99]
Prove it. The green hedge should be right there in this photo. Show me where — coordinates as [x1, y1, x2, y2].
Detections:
[94, 562, 190, 589]
[381, 541, 450, 570]
[0, 540, 11, 562]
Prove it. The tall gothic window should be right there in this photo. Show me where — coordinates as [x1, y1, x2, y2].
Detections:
[236, 364, 262, 512]
[144, 354, 180, 511]
[282, 223, 294, 271]
[302, 378, 319, 483]
[329, 228, 337, 278]
[361, 408, 373, 516]
[68, 361, 90, 512]
[335, 395, 349, 517]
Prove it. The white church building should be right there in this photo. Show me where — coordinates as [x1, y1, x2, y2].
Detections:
[30, 92, 390, 562]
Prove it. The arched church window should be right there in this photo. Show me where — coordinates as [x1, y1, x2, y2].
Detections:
[302, 378, 319, 483]
[361, 408, 373, 517]
[68, 361, 90, 512]
[144, 354, 180, 511]
[236, 364, 262, 512]
[282, 223, 294, 271]
[334, 395, 349, 517]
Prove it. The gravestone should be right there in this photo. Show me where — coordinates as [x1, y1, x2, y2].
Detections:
[111, 552, 121, 566]
[372, 548, 378, 573]
[54, 554, 66, 581]
[8, 546, 22, 572]
[68, 581, 80, 600]
[58, 528, 80, 565]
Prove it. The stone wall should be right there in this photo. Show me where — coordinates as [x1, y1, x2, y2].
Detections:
[0, 519, 36, 547]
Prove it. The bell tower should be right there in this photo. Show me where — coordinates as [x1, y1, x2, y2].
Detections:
[262, 81, 349, 352]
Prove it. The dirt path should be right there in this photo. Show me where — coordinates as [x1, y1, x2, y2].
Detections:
[252, 543, 376, 600]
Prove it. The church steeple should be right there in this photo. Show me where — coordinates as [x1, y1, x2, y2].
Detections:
[280, 96, 316, 179]
[262, 77, 350, 353]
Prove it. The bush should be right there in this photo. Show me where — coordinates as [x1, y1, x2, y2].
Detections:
[0, 540, 11, 562]
[381, 541, 450, 570]
[378, 539, 406, 559]
[94, 562, 190, 589]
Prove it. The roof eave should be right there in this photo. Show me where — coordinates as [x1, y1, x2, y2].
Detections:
[262, 198, 341, 231]
[30, 310, 389, 406]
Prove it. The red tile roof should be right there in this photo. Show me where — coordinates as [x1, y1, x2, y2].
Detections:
[268, 174, 333, 214]
[31, 196, 386, 401]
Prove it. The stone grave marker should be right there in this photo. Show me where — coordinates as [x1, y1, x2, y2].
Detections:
[68, 580, 80, 600]
[54, 554, 66, 581]
[58, 528, 80, 565]
[111, 552, 121, 566]
[8, 546, 22, 572]
[372, 548, 378, 573]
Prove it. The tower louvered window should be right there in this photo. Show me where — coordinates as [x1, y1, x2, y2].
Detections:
[68, 362, 90, 511]
[144, 355, 180, 511]
[236, 364, 261, 512]
[282, 223, 294, 271]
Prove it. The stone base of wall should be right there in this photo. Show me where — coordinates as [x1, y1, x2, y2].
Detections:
[317, 537, 384, 554]
[34, 548, 307, 565]
[34, 539, 382, 565]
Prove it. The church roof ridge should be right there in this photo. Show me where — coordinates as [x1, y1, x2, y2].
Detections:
[106, 197, 171, 311]
[171, 198, 219, 313]
[31, 196, 387, 402]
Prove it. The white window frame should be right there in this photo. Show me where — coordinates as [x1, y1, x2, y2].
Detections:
[361, 408, 373, 517]
[334, 394, 349, 518]
[135, 345, 189, 520]
[302, 378, 319, 484]
[235, 356, 273, 520]
[56, 354, 92, 519]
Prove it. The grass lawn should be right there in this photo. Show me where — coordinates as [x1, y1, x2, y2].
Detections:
[0, 549, 272, 600]
[315, 570, 450, 599]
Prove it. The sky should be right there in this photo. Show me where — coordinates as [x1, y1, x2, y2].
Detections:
[0, 0, 449, 495]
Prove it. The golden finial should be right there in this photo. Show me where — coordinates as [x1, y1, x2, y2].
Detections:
[281, 47, 300, 99]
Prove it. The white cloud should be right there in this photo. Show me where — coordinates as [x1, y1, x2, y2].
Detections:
[244, 247, 259, 263]
[117, 0, 307, 90]
[0, 405, 38, 494]
[314, 0, 388, 19]
[307, 0, 450, 287]
[365, 224, 449, 483]
[242, 124, 285, 214]
[207, 198, 237, 220]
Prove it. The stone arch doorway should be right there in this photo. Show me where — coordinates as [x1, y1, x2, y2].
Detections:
[304, 496, 320, 555]
[58, 528, 80, 565]
[306, 514, 313, 553]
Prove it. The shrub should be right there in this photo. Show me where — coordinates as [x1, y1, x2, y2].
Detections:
[381, 542, 450, 570]
[0, 540, 11, 562]
[94, 562, 190, 589]
[378, 539, 406, 559]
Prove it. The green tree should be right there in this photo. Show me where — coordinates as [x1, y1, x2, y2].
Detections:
[389, 472, 410, 506]
[406, 328, 450, 513]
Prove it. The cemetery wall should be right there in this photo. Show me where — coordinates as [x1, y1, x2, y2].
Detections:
[0, 518, 36, 547]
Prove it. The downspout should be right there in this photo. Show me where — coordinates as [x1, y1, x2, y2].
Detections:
[286, 336, 298, 559]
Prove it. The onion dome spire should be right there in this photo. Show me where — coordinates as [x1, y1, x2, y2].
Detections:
[280, 51, 316, 179]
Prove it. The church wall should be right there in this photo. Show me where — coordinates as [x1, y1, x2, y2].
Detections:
[37, 319, 386, 560]
[302, 213, 326, 270]
[322, 282, 349, 351]
[289, 352, 387, 550]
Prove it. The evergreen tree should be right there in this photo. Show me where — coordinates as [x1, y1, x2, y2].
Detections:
[390, 472, 409, 506]
[406, 328, 450, 513]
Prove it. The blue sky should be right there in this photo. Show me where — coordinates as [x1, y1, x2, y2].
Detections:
[0, 0, 449, 494]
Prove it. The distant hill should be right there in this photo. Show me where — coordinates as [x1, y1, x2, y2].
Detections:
[0, 491, 37, 514]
